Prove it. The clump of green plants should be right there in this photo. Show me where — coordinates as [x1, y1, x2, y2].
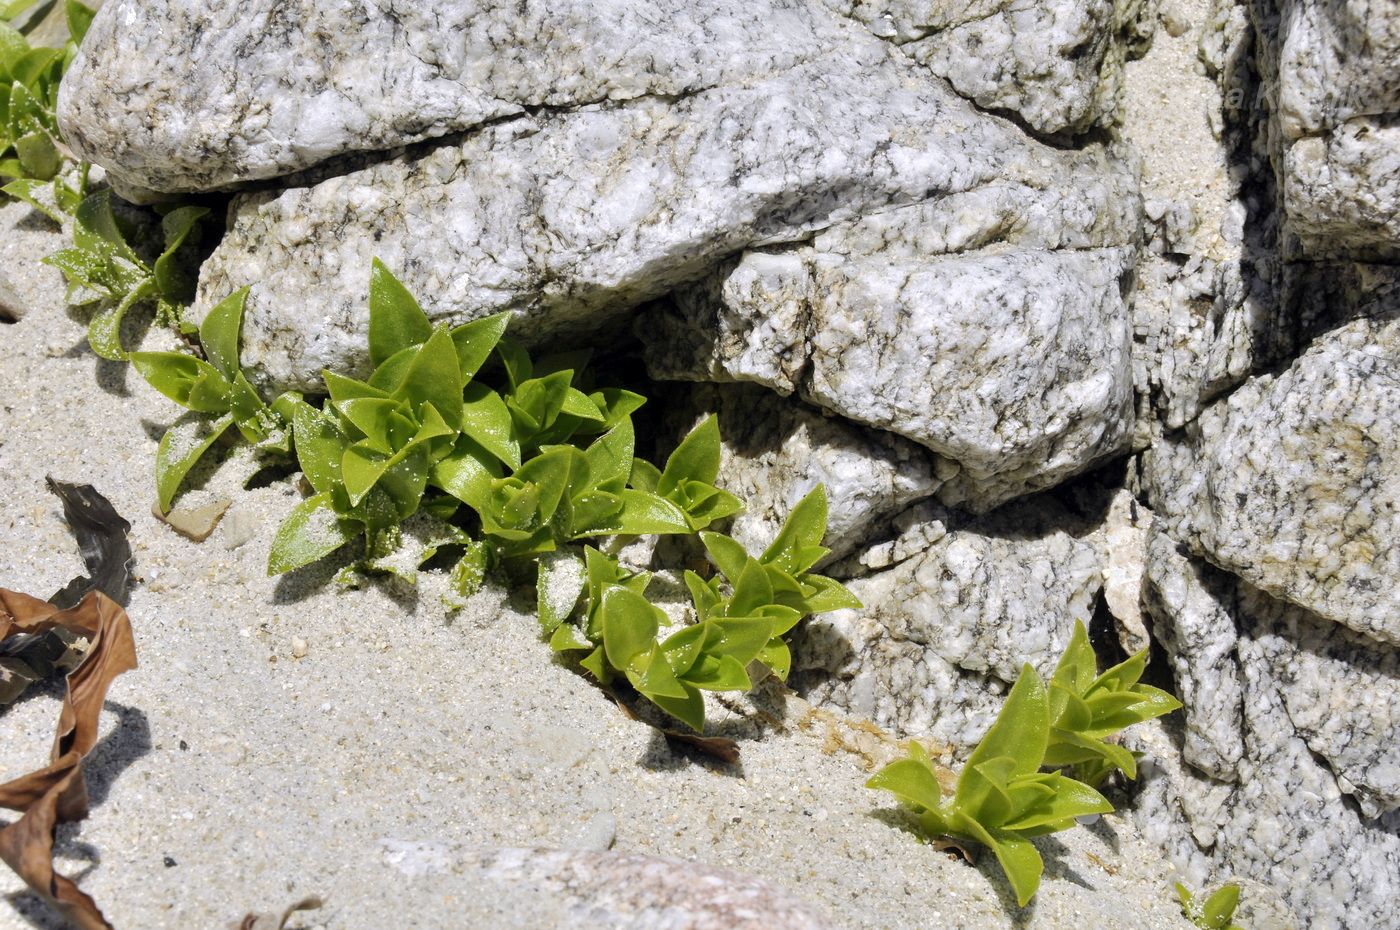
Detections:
[546, 487, 859, 729]
[1, 2, 212, 360]
[1176, 882, 1245, 930]
[867, 625, 1181, 906]
[0, 0, 92, 192]
[1046, 620, 1182, 786]
[46, 190, 209, 358]
[130, 259, 860, 734]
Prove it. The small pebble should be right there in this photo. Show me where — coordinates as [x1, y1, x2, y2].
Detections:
[570, 811, 618, 853]
[163, 856, 177, 868]
[291, 638, 309, 659]
[1161, 2, 1189, 36]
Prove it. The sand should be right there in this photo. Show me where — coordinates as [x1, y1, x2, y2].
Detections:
[0, 196, 1197, 927]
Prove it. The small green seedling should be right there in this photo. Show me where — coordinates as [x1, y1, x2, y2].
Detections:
[45, 191, 209, 359]
[1176, 882, 1244, 930]
[130, 288, 291, 511]
[868, 665, 1114, 907]
[629, 414, 743, 531]
[1045, 620, 1182, 786]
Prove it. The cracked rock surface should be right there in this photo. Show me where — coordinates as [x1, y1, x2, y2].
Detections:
[1134, 538, 1400, 928]
[194, 37, 1144, 393]
[826, 0, 1155, 135]
[792, 493, 1105, 748]
[58, 0, 845, 193]
[1145, 312, 1400, 644]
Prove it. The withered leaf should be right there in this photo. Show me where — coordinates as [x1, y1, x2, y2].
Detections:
[46, 477, 134, 609]
[2, 480, 132, 708]
[0, 589, 138, 930]
[236, 894, 324, 930]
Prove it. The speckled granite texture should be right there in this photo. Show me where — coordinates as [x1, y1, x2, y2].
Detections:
[825, 0, 1156, 135]
[57, 0, 846, 193]
[1135, 533, 1400, 929]
[48, 0, 1400, 926]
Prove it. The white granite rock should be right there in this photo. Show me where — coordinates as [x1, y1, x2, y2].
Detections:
[663, 384, 943, 564]
[1142, 528, 1247, 781]
[793, 495, 1104, 746]
[195, 41, 1142, 393]
[57, 0, 844, 193]
[642, 150, 1141, 511]
[1129, 549, 1400, 929]
[1244, 0, 1400, 261]
[827, 0, 1155, 135]
[1146, 312, 1400, 644]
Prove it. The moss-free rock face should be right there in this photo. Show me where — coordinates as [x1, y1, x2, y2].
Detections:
[1137, 531, 1400, 928]
[57, 0, 843, 193]
[1146, 313, 1400, 644]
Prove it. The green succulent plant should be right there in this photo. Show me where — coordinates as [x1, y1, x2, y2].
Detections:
[269, 260, 513, 574]
[1176, 882, 1244, 930]
[1045, 620, 1183, 786]
[0, 1, 91, 189]
[629, 414, 743, 532]
[45, 190, 209, 359]
[549, 488, 859, 731]
[130, 288, 291, 512]
[868, 665, 1114, 907]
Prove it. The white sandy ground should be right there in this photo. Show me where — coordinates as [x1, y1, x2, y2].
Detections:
[1120, 0, 1234, 263]
[0, 196, 1200, 930]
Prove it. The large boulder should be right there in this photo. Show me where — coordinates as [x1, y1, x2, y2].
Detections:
[642, 150, 1141, 510]
[192, 36, 1143, 394]
[57, 0, 843, 193]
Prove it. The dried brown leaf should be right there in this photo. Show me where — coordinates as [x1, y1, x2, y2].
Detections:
[0, 589, 138, 930]
[236, 895, 324, 930]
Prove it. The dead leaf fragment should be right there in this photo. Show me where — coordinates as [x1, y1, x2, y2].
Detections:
[0, 589, 138, 930]
[2, 480, 132, 708]
[236, 894, 324, 930]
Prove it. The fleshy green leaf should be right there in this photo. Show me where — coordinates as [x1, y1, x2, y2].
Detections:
[152, 205, 209, 303]
[1202, 884, 1241, 929]
[367, 258, 431, 367]
[760, 485, 828, 571]
[600, 584, 661, 672]
[153, 413, 233, 512]
[268, 492, 359, 576]
[197, 288, 250, 381]
[867, 742, 943, 813]
[660, 414, 722, 493]
[683, 653, 751, 691]
[430, 433, 502, 510]
[461, 382, 521, 469]
[130, 350, 234, 414]
[963, 664, 1048, 780]
[450, 311, 512, 381]
[290, 398, 349, 497]
[700, 531, 749, 583]
[537, 548, 585, 633]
